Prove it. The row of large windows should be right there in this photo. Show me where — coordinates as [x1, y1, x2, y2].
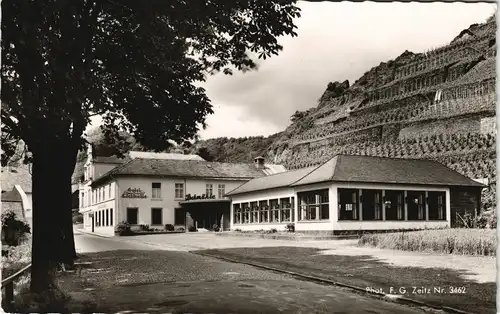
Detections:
[95, 208, 114, 227]
[233, 197, 295, 224]
[81, 184, 113, 208]
[233, 188, 447, 224]
[126, 207, 163, 225]
[338, 188, 446, 221]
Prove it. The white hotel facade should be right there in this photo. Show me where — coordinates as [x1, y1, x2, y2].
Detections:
[78, 147, 285, 236]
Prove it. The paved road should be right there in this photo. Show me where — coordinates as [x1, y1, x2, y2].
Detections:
[69, 232, 437, 314]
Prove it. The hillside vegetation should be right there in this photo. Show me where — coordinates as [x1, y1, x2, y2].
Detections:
[72, 15, 496, 215]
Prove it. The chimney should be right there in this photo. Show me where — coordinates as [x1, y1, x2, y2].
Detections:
[254, 156, 265, 169]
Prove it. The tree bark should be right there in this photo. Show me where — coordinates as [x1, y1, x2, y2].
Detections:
[30, 144, 77, 292]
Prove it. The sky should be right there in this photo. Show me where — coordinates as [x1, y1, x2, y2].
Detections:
[88, 1, 496, 140]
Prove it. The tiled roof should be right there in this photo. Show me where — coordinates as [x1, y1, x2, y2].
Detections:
[91, 158, 267, 186]
[93, 156, 131, 164]
[227, 154, 485, 195]
[262, 164, 287, 175]
[1, 165, 32, 193]
[291, 155, 485, 188]
[1, 189, 22, 202]
[225, 166, 317, 196]
[128, 151, 205, 161]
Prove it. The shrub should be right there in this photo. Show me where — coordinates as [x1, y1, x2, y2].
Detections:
[164, 224, 175, 231]
[115, 221, 132, 236]
[234, 228, 242, 232]
[285, 223, 295, 232]
[270, 228, 278, 233]
[188, 225, 197, 232]
[212, 224, 220, 232]
[139, 224, 150, 231]
[175, 226, 185, 232]
[72, 213, 83, 224]
[1, 211, 31, 247]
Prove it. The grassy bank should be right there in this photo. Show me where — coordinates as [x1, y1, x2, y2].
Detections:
[358, 228, 496, 256]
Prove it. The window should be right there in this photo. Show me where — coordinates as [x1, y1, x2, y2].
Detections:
[298, 189, 329, 221]
[361, 189, 383, 221]
[407, 191, 426, 220]
[152, 182, 162, 199]
[175, 183, 184, 199]
[151, 208, 163, 225]
[250, 201, 258, 223]
[81, 192, 85, 207]
[338, 189, 358, 221]
[206, 184, 213, 197]
[259, 200, 269, 223]
[127, 207, 138, 224]
[175, 208, 185, 225]
[106, 209, 109, 226]
[384, 190, 404, 221]
[102, 188, 105, 201]
[110, 208, 113, 226]
[108, 184, 112, 199]
[269, 199, 279, 222]
[280, 197, 292, 223]
[233, 204, 241, 224]
[218, 184, 225, 198]
[242, 203, 250, 223]
[428, 191, 446, 220]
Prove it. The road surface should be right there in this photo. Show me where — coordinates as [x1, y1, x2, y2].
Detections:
[70, 232, 438, 313]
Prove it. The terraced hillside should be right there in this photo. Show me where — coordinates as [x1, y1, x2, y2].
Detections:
[267, 16, 496, 212]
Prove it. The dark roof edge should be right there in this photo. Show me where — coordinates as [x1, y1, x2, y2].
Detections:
[428, 160, 489, 187]
[92, 172, 255, 187]
[227, 161, 327, 196]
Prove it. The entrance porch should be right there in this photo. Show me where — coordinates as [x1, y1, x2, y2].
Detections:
[179, 199, 231, 231]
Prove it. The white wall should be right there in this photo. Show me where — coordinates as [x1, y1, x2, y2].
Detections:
[116, 177, 247, 227]
[229, 182, 452, 232]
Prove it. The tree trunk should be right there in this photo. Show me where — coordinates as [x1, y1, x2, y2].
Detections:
[30, 145, 76, 292]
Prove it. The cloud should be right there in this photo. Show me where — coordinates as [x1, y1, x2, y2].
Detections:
[200, 2, 495, 138]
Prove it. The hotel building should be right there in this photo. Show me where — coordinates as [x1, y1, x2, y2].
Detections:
[78, 146, 285, 236]
[226, 154, 485, 233]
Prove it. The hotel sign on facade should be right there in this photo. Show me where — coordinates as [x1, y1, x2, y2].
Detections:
[185, 194, 216, 201]
[122, 188, 148, 199]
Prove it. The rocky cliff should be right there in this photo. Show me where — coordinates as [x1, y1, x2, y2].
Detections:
[266, 16, 496, 211]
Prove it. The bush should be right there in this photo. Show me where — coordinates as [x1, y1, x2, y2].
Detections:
[115, 221, 132, 236]
[456, 211, 497, 229]
[175, 226, 185, 232]
[165, 224, 175, 231]
[1, 211, 31, 247]
[285, 223, 295, 232]
[234, 228, 242, 232]
[72, 213, 83, 224]
[139, 224, 150, 231]
[188, 225, 197, 232]
[212, 224, 220, 232]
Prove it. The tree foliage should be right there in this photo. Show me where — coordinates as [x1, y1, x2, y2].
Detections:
[1, 0, 301, 292]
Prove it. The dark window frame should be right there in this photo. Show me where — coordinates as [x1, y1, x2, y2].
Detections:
[151, 207, 163, 225]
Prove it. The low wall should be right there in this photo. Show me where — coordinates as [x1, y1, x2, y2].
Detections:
[217, 232, 358, 241]
[333, 221, 449, 231]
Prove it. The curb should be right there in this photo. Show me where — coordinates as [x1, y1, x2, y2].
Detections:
[193, 252, 474, 314]
[215, 233, 359, 241]
[74, 230, 113, 239]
